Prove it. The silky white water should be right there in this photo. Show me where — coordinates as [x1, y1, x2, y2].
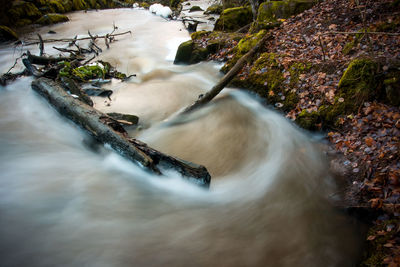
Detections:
[0, 8, 361, 266]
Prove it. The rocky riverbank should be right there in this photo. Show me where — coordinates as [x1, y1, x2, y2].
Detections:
[174, 0, 400, 265]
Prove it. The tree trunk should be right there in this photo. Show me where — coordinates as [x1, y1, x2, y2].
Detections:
[182, 32, 272, 114]
[31, 78, 211, 187]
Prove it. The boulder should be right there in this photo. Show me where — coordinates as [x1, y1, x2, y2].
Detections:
[257, 0, 316, 23]
[189, 6, 203, 12]
[9, 0, 42, 21]
[0, 26, 19, 43]
[174, 40, 208, 64]
[214, 6, 252, 32]
[36, 13, 69, 25]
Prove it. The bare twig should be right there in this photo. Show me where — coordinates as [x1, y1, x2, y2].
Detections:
[318, 35, 326, 62]
[24, 31, 132, 46]
[323, 31, 400, 36]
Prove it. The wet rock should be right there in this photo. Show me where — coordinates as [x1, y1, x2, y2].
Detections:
[83, 87, 113, 98]
[189, 6, 203, 12]
[214, 6, 252, 32]
[36, 13, 69, 25]
[174, 40, 208, 64]
[0, 26, 19, 43]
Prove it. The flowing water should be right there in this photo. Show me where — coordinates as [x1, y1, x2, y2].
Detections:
[0, 8, 361, 267]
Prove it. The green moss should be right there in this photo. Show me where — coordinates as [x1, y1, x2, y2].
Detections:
[46, 0, 65, 13]
[338, 58, 379, 105]
[9, 1, 42, 20]
[189, 5, 203, 12]
[288, 61, 311, 87]
[174, 40, 194, 64]
[295, 109, 321, 130]
[140, 2, 150, 8]
[191, 30, 209, 40]
[221, 30, 266, 73]
[72, 64, 106, 81]
[36, 13, 69, 25]
[214, 6, 253, 32]
[342, 40, 356, 55]
[204, 4, 222, 15]
[0, 26, 19, 42]
[72, 0, 89, 10]
[257, 0, 315, 24]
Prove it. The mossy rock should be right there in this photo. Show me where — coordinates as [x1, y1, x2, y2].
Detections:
[46, 0, 66, 13]
[189, 5, 203, 12]
[338, 58, 379, 106]
[214, 6, 253, 32]
[221, 30, 266, 73]
[9, 0, 43, 21]
[295, 110, 321, 131]
[173, 40, 208, 65]
[319, 58, 380, 126]
[204, 4, 222, 15]
[190, 30, 209, 40]
[36, 13, 69, 25]
[257, 0, 316, 24]
[0, 26, 19, 43]
[60, 62, 108, 81]
[72, 0, 89, 10]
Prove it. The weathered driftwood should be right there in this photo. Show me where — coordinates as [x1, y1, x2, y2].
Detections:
[182, 33, 272, 114]
[27, 51, 73, 65]
[31, 78, 211, 187]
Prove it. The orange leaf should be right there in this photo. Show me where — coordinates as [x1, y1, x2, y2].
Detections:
[365, 137, 374, 147]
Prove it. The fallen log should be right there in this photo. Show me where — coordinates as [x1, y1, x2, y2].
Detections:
[182, 32, 273, 114]
[31, 78, 211, 187]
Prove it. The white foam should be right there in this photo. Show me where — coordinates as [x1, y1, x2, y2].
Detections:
[149, 3, 172, 18]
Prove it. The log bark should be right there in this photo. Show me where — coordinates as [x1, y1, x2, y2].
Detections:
[182, 33, 272, 114]
[31, 78, 211, 187]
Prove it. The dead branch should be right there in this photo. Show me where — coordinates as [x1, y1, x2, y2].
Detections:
[24, 31, 132, 46]
[182, 33, 273, 114]
[31, 78, 211, 187]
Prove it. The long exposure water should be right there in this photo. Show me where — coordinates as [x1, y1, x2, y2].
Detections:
[0, 8, 361, 266]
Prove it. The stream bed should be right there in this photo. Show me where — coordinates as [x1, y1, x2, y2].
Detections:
[0, 8, 361, 267]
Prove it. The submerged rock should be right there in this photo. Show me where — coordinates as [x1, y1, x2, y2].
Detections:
[189, 6, 203, 12]
[214, 6, 252, 32]
[0, 26, 19, 43]
[36, 13, 69, 25]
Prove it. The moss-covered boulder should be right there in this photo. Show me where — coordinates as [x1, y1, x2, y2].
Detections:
[46, 0, 66, 13]
[9, 1, 43, 21]
[0, 26, 19, 43]
[204, 4, 222, 15]
[214, 6, 253, 32]
[174, 40, 208, 64]
[189, 5, 203, 12]
[257, 0, 316, 24]
[72, 0, 89, 10]
[36, 13, 69, 25]
[318, 58, 380, 125]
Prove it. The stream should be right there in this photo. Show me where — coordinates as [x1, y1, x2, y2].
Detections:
[0, 7, 361, 267]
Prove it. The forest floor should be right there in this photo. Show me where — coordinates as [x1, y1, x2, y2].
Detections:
[196, 0, 400, 265]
